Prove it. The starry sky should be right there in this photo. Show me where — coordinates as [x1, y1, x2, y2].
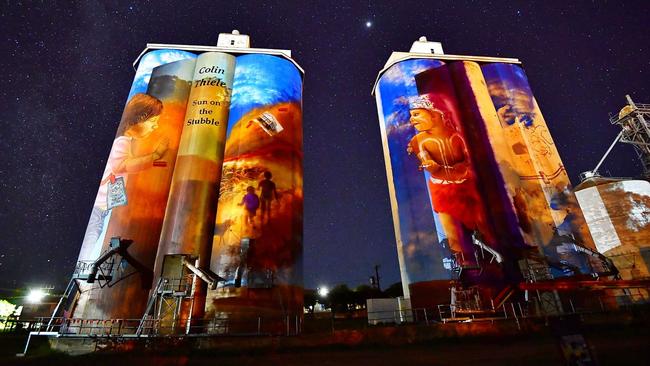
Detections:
[0, 1, 648, 292]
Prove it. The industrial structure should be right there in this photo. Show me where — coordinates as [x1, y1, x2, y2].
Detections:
[574, 96, 650, 302]
[372, 38, 645, 318]
[46, 31, 304, 337]
[20, 36, 648, 357]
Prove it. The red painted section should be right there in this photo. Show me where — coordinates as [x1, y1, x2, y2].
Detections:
[520, 279, 650, 291]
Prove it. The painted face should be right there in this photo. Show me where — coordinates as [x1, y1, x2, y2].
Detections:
[409, 108, 441, 132]
[134, 115, 160, 138]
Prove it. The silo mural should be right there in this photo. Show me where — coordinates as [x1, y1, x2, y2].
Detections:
[375, 59, 454, 306]
[375, 56, 600, 308]
[207, 54, 303, 334]
[482, 63, 596, 276]
[153, 52, 236, 327]
[67, 43, 303, 334]
[73, 50, 197, 320]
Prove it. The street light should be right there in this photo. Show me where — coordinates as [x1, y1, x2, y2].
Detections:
[318, 286, 329, 297]
[26, 289, 46, 304]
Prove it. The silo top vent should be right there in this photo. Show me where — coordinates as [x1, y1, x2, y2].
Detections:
[217, 30, 250, 48]
[409, 36, 444, 54]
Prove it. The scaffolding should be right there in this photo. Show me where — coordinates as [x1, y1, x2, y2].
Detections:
[46, 237, 153, 333]
[582, 95, 650, 180]
[610, 95, 650, 177]
[136, 255, 223, 336]
[520, 249, 563, 315]
[136, 275, 195, 336]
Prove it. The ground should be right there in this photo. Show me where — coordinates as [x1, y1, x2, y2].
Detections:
[2, 321, 649, 365]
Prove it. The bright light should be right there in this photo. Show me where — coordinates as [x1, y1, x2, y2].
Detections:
[365, 21, 372, 28]
[26, 289, 46, 304]
[318, 286, 329, 297]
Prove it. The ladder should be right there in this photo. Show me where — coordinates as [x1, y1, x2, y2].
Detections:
[136, 277, 165, 336]
[46, 278, 79, 332]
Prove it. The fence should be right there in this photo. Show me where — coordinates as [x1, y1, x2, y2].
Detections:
[17, 314, 303, 337]
[319, 292, 650, 331]
[6, 292, 649, 337]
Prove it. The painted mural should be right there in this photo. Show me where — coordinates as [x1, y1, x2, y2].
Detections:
[376, 59, 455, 306]
[575, 178, 650, 290]
[376, 58, 599, 307]
[73, 51, 196, 321]
[482, 63, 596, 276]
[154, 52, 236, 326]
[72, 50, 303, 331]
[206, 54, 303, 334]
[77, 50, 196, 265]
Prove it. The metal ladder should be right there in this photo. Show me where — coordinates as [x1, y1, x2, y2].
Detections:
[136, 277, 165, 336]
[46, 278, 79, 332]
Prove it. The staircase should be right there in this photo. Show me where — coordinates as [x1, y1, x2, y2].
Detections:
[46, 278, 80, 332]
[491, 285, 516, 310]
[521, 249, 563, 315]
[136, 275, 194, 336]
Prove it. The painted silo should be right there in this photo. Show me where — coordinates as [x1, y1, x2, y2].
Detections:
[66, 34, 303, 336]
[152, 52, 236, 332]
[372, 39, 600, 309]
[575, 177, 650, 298]
[206, 53, 304, 335]
[73, 49, 197, 322]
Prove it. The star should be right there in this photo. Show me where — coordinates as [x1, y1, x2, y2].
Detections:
[0, 0, 647, 296]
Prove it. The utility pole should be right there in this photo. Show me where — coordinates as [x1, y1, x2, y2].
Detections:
[374, 264, 381, 292]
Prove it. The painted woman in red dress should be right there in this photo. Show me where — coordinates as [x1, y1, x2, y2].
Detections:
[407, 96, 493, 265]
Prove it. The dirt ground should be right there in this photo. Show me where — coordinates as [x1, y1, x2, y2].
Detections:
[3, 326, 650, 366]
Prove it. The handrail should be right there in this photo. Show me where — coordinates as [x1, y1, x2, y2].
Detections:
[22, 290, 649, 337]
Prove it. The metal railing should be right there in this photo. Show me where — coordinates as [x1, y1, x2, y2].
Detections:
[432, 292, 650, 328]
[9, 292, 649, 337]
[27, 314, 303, 337]
[361, 292, 650, 328]
[73, 259, 114, 278]
[157, 276, 194, 294]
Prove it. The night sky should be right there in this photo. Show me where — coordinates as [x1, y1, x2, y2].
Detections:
[0, 1, 648, 292]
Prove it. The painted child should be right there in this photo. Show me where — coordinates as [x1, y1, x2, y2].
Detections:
[406, 95, 492, 263]
[239, 186, 260, 227]
[258, 171, 278, 223]
[78, 93, 167, 261]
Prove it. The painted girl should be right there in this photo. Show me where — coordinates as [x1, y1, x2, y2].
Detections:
[407, 95, 492, 265]
[78, 93, 167, 261]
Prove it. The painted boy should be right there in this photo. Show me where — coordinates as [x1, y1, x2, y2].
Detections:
[258, 171, 278, 223]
